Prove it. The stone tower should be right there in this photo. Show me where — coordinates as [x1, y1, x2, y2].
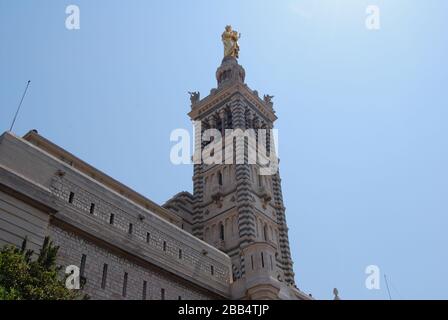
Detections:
[179, 30, 301, 299]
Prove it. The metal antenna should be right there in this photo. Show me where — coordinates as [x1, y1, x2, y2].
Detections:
[384, 274, 392, 300]
[9, 80, 31, 132]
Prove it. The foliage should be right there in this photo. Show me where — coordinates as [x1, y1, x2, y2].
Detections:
[0, 236, 86, 300]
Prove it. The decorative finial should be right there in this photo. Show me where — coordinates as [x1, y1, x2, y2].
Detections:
[221, 25, 241, 59]
[333, 288, 341, 300]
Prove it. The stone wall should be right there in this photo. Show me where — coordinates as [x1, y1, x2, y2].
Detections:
[50, 225, 211, 300]
[0, 190, 49, 253]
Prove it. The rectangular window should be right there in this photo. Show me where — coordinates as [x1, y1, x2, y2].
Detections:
[178, 296, 182, 300]
[163, 241, 166, 251]
[146, 232, 150, 243]
[122, 272, 128, 297]
[80, 254, 87, 277]
[251, 255, 254, 270]
[142, 281, 147, 300]
[161, 288, 165, 300]
[68, 192, 74, 204]
[261, 252, 265, 268]
[128, 223, 133, 234]
[89, 203, 95, 214]
[109, 214, 115, 225]
[101, 263, 108, 289]
[211, 265, 214, 276]
[178, 249, 182, 259]
[219, 224, 225, 241]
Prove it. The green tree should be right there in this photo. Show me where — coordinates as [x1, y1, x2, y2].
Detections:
[0, 236, 86, 300]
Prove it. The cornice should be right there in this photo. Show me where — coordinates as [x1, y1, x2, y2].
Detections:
[188, 83, 277, 122]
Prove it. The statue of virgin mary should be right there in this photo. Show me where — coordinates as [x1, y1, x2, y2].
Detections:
[221, 25, 240, 59]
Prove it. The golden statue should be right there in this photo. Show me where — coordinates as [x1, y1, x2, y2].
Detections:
[222, 25, 240, 59]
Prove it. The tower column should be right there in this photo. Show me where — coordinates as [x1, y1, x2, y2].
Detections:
[192, 120, 205, 239]
[272, 172, 295, 285]
[229, 96, 257, 278]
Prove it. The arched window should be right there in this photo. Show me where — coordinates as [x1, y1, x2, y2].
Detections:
[255, 219, 259, 238]
[263, 224, 268, 241]
[227, 112, 233, 128]
[216, 118, 223, 133]
[218, 171, 223, 186]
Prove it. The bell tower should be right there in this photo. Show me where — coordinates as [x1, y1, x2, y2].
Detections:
[182, 26, 307, 299]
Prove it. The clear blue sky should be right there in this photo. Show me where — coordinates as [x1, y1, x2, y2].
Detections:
[1, 0, 447, 300]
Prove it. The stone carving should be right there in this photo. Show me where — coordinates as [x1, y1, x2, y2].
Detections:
[258, 185, 272, 209]
[263, 94, 274, 104]
[222, 25, 240, 59]
[188, 91, 200, 104]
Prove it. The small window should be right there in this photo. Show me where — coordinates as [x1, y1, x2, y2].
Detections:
[128, 223, 133, 234]
[161, 288, 165, 300]
[80, 254, 87, 277]
[109, 214, 115, 225]
[142, 281, 147, 300]
[163, 241, 167, 251]
[216, 118, 223, 133]
[219, 224, 225, 241]
[122, 272, 128, 297]
[218, 172, 223, 186]
[178, 296, 182, 300]
[210, 265, 214, 276]
[261, 252, 265, 268]
[146, 232, 150, 243]
[227, 111, 233, 127]
[101, 264, 108, 289]
[251, 255, 254, 270]
[68, 192, 74, 204]
[89, 203, 95, 214]
[178, 249, 182, 259]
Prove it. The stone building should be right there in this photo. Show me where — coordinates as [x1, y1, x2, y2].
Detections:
[0, 29, 311, 300]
